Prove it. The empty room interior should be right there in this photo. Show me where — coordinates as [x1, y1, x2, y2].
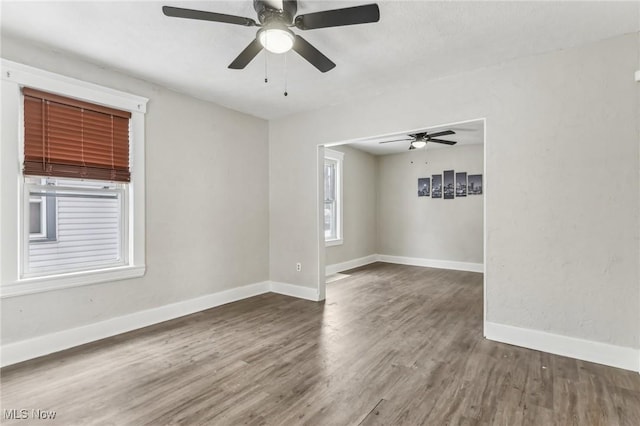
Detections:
[1, 1, 639, 424]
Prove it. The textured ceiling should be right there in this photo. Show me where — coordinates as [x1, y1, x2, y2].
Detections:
[1, 1, 639, 120]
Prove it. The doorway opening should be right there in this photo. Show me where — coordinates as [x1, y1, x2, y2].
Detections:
[317, 118, 487, 330]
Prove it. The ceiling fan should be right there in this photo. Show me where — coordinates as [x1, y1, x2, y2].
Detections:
[162, 0, 380, 73]
[379, 130, 457, 150]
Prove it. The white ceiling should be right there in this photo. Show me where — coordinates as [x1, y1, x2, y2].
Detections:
[340, 118, 483, 155]
[1, 1, 639, 120]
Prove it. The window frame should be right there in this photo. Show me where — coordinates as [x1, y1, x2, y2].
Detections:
[324, 148, 344, 247]
[1, 59, 148, 298]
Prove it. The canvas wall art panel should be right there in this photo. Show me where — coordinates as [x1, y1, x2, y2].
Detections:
[443, 170, 454, 199]
[456, 172, 467, 197]
[418, 178, 430, 197]
[432, 175, 442, 198]
[468, 174, 483, 195]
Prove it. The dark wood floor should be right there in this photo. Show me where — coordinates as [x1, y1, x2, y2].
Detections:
[2, 262, 639, 425]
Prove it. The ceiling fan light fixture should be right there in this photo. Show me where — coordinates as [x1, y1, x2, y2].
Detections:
[258, 24, 295, 54]
[411, 140, 427, 149]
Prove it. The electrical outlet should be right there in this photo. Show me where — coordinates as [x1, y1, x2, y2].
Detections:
[296, 262, 302, 272]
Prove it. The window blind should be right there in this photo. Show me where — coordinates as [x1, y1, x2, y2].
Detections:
[23, 88, 132, 182]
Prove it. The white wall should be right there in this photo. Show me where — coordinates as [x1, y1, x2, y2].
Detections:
[0, 36, 269, 344]
[325, 145, 377, 266]
[377, 144, 483, 264]
[269, 33, 639, 350]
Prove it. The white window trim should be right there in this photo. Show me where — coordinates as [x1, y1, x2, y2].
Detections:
[324, 148, 344, 247]
[0, 59, 148, 298]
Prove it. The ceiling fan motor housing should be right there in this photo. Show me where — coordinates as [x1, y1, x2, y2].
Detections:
[411, 132, 429, 141]
[254, 0, 297, 25]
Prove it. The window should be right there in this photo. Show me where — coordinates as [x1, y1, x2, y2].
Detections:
[24, 177, 124, 277]
[324, 148, 344, 246]
[21, 88, 131, 279]
[1, 59, 148, 297]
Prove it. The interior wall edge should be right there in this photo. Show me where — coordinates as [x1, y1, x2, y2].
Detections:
[326, 254, 378, 276]
[326, 254, 484, 275]
[377, 254, 484, 274]
[269, 281, 320, 301]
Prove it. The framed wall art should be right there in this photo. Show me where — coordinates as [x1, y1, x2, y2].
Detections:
[418, 178, 430, 197]
[432, 175, 442, 198]
[456, 172, 467, 197]
[468, 174, 483, 195]
[443, 170, 454, 199]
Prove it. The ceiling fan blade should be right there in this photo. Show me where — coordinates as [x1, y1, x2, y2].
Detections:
[429, 139, 457, 145]
[292, 35, 336, 72]
[228, 39, 263, 69]
[379, 139, 411, 144]
[162, 6, 257, 27]
[294, 4, 380, 30]
[428, 130, 455, 138]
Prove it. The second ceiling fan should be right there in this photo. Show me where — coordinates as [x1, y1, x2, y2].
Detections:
[380, 131, 458, 150]
[162, 0, 380, 73]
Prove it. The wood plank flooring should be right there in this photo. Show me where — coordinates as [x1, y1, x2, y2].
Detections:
[1, 262, 639, 425]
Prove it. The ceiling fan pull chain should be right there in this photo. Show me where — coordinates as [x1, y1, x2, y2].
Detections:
[284, 52, 288, 96]
[264, 34, 268, 83]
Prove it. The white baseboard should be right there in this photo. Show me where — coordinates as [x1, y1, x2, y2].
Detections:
[0, 280, 327, 367]
[326, 254, 483, 275]
[326, 254, 378, 275]
[485, 321, 639, 372]
[269, 281, 319, 301]
[377, 254, 484, 273]
[1, 281, 271, 367]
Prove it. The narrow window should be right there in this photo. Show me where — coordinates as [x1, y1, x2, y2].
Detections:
[324, 148, 344, 246]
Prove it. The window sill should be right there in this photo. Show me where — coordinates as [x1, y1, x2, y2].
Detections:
[1, 265, 146, 298]
[325, 238, 343, 247]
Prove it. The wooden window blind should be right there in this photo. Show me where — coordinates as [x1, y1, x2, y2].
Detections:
[23, 88, 132, 182]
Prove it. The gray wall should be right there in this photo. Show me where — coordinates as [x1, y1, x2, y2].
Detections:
[325, 143, 483, 267]
[0, 37, 270, 344]
[269, 34, 639, 349]
[377, 144, 483, 263]
[2, 32, 638, 354]
[325, 145, 377, 266]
